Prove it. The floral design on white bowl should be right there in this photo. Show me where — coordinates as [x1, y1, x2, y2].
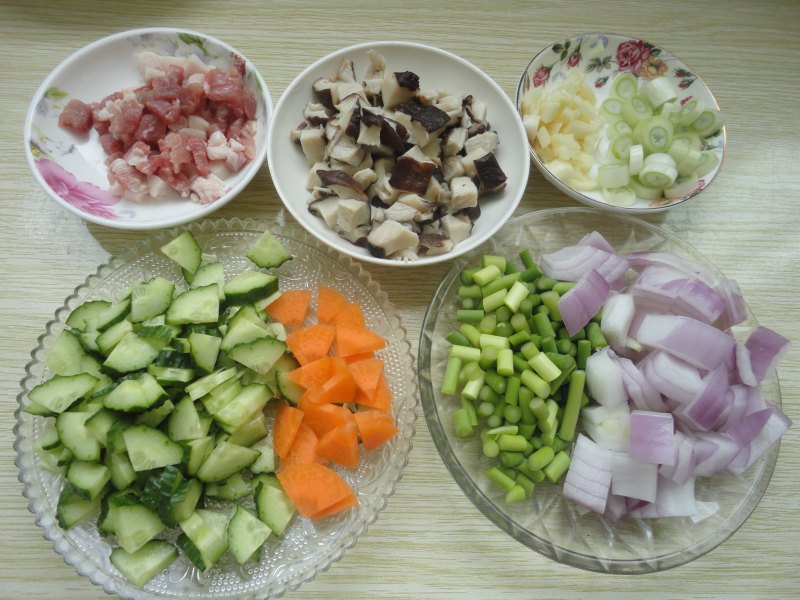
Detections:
[516, 33, 726, 212]
[25, 28, 272, 230]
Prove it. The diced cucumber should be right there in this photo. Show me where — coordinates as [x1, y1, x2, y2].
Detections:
[228, 336, 287, 375]
[38, 420, 61, 451]
[122, 425, 184, 471]
[189, 332, 221, 375]
[141, 465, 184, 524]
[246, 229, 292, 269]
[228, 506, 271, 565]
[135, 398, 174, 428]
[23, 400, 56, 417]
[98, 490, 139, 536]
[137, 325, 177, 350]
[57, 411, 101, 461]
[153, 347, 192, 369]
[110, 540, 178, 587]
[166, 285, 219, 326]
[167, 395, 206, 441]
[178, 510, 229, 571]
[36, 446, 68, 475]
[170, 478, 203, 524]
[265, 321, 287, 341]
[66, 460, 110, 500]
[197, 441, 260, 483]
[205, 472, 252, 501]
[147, 365, 195, 386]
[161, 230, 202, 276]
[191, 262, 226, 301]
[184, 436, 214, 477]
[249, 437, 276, 474]
[114, 500, 166, 554]
[106, 451, 137, 490]
[104, 373, 168, 413]
[227, 412, 268, 446]
[185, 367, 238, 401]
[103, 331, 161, 375]
[223, 271, 279, 305]
[105, 420, 129, 454]
[46, 330, 92, 376]
[213, 384, 271, 432]
[97, 320, 134, 356]
[94, 298, 132, 332]
[65, 300, 111, 331]
[78, 329, 101, 354]
[220, 306, 270, 351]
[130, 277, 175, 323]
[56, 483, 102, 529]
[85, 408, 121, 446]
[255, 476, 295, 536]
[28, 373, 98, 415]
[273, 354, 303, 403]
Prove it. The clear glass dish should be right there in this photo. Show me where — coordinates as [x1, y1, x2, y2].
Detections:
[418, 207, 782, 574]
[14, 218, 417, 598]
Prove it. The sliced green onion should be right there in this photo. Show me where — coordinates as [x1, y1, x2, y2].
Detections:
[612, 72, 639, 98]
[450, 345, 481, 363]
[676, 147, 702, 176]
[528, 352, 561, 382]
[453, 408, 474, 438]
[482, 289, 507, 313]
[486, 466, 516, 492]
[609, 119, 633, 137]
[503, 281, 529, 313]
[678, 98, 704, 126]
[639, 115, 673, 154]
[497, 348, 514, 377]
[609, 134, 633, 160]
[457, 309, 485, 324]
[504, 375, 521, 406]
[695, 150, 720, 177]
[603, 186, 637, 207]
[639, 154, 677, 188]
[520, 369, 549, 398]
[622, 95, 653, 126]
[527, 446, 555, 471]
[441, 356, 462, 395]
[597, 162, 630, 188]
[659, 100, 681, 124]
[479, 333, 510, 351]
[628, 143, 644, 175]
[601, 96, 625, 119]
[482, 255, 507, 272]
[459, 323, 481, 347]
[672, 131, 703, 150]
[629, 176, 663, 201]
[472, 264, 503, 286]
[690, 106, 724, 137]
[558, 370, 586, 441]
[640, 75, 677, 108]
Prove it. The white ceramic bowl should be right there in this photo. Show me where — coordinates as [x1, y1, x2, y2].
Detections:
[516, 33, 726, 213]
[24, 28, 272, 230]
[268, 41, 530, 267]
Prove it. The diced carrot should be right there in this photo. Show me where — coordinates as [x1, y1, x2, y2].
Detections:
[347, 358, 384, 398]
[317, 287, 350, 325]
[286, 324, 336, 365]
[281, 422, 323, 468]
[316, 421, 360, 469]
[343, 351, 375, 364]
[353, 375, 392, 412]
[277, 462, 357, 519]
[286, 356, 335, 390]
[302, 402, 355, 438]
[354, 410, 398, 451]
[333, 303, 365, 328]
[264, 289, 311, 327]
[310, 493, 358, 520]
[304, 369, 357, 405]
[274, 403, 305, 459]
[335, 324, 386, 357]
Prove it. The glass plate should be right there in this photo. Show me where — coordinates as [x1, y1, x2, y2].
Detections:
[14, 218, 417, 598]
[418, 207, 781, 574]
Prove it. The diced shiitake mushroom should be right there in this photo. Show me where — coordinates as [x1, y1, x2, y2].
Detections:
[292, 51, 508, 260]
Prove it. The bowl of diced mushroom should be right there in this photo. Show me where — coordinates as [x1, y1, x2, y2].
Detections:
[267, 41, 530, 266]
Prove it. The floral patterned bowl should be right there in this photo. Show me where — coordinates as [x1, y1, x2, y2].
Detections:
[24, 28, 272, 230]
[516, 33, 726, 212]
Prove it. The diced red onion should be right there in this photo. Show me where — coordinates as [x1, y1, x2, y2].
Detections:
[558, 269, 610, 336]
[658, 431, 697, 485]
[577, 230, 616, 254]
[604, 493, 629, 522]
[675, 278, 726, 325]
[629, 476, 697, 518]
[581, 405, 630, 452]
[691, 432, 742, 477]
[725, 408, 773, 447]
[635, 314, 736, 371]
[726, 407, 792, 476]
[563, 434, 613, 514]
[744, 326, 792, 383]
[629, 265, 690, 308]
[715, 278, 747, 330]
[734, 343, 757, 387]
[629, 410, 675, 465]
[540, 245, 630, 290]
[676, 365, 730, 431]
[625, 251, 715, 285]
[641, 350, 704, 405]
[600, 293, 635, 348]
[585, 347, 626, 408]
[714, 384, 749, 431]
[611, 452, 658, 502]
[614, 352, 669, 412]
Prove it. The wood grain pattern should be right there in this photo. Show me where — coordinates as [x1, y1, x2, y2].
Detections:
[1, 1, 798, 598]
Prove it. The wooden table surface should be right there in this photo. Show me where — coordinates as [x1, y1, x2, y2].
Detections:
[1, 1, 798, 598]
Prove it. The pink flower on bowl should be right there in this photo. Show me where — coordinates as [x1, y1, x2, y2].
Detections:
[568, 51, 581, 67]
[616, 39, 651, 73]
[36, 158, 119, 219]
[532, 65, 551, 88]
